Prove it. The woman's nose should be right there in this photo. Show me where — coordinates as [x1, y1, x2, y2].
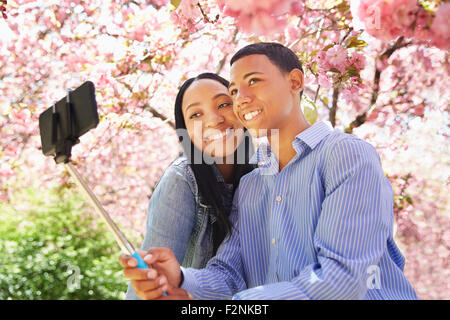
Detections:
[205, 112, 225, 128]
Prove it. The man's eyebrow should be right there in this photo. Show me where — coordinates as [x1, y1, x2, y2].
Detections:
[229, 72, 264, 88]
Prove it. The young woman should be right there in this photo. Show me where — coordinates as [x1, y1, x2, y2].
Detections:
[122, 73, 255, 300]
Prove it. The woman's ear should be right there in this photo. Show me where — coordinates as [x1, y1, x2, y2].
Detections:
[288, 68, 304, 94]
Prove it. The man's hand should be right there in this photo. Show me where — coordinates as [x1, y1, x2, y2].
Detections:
[119, 247, 182, 300]
[119, 251, 168, 300]
[155, 287, 194, 300]
[143, 247, 183, 288]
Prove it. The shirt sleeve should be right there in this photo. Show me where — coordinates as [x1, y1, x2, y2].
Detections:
[180, 187, 247, 300]
[232, 138, 393, 300]
[125, 163, 197, 300]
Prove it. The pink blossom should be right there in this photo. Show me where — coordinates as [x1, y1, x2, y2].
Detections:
[341, 88, 354, 103]
[325, 45, 348, 72]
[130, 25, 147, 42]
[367, 109, 380, 121]
[412, 105, 425, 116]
[55, 9, 67, 25]
[236, 11, 287, 35]
[316, 50, 330, 72]
[138, 62, 151, 72]
[217, 0, 294, 35]
[289, 1, 305, 16]
[349, 52, 366, 70]
[412, 8, 432, 41]
[317, 73, 332, 89]
[285, 24, 300, 43]
[0, 164, 14, 179]
[219, 0, 290, 15]
[350, 76, 360, 86]
[430, 3, 450, 50]
[148, 0, 168, 6]
[170, 0, 201, 32]
[355, 0, 419, 42]
[341, 86, 360, 104]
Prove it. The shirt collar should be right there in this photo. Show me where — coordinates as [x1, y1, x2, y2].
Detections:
[249, 141, 271, 165]
[249, 121, 333, 165]
[293, 120, 333, 150]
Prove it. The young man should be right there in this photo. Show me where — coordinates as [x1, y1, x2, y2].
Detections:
[120, 42, 418, 300]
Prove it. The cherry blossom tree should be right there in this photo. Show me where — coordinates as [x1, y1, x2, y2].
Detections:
[1, 0, 448, 299]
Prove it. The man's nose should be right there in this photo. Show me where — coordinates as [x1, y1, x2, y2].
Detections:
[235, 86, 252, 109]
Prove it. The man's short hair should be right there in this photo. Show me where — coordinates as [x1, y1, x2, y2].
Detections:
[230, 42, 303, 75]
[230, 42, 304, 98]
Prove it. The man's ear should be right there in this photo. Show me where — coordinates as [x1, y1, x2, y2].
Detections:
[288, 68, 304, 94]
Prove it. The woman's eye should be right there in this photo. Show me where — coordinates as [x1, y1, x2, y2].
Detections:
[189, 113, 200, 119]
[218, 102, 232, 109]
[249, 78, 260, 85]
[229, 88, 237, 96]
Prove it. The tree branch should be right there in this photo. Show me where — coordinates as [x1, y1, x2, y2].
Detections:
[215, 28, 239, 74]
[143, 103, 175, 130]
[329, 86, 339, 127]
[344, 37, 412, 133]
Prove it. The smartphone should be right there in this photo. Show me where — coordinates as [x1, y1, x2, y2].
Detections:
[39, 81, 99, 156]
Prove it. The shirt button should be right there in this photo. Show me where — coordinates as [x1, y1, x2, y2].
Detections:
[276, 195, 282, 202]
[272, 238, 276, 245]
[258, 161, 264, 167]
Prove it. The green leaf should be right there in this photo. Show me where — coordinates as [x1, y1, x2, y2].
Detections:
[346, 65, 359, 77]
[418, 1, 436, 13]
[170, 0, 181, 10]
[347, 37, 368, 48]
[302, 95, 318, 125]
[332, 0, 350, 11]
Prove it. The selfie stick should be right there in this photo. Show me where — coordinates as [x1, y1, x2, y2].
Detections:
[64, 163, 148, 268]
[52, 89, 148, 269]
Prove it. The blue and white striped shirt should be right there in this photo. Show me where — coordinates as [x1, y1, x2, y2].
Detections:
[180, 121, 418, 300]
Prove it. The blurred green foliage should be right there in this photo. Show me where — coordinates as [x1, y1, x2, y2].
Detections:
[0, 186, 131, 299]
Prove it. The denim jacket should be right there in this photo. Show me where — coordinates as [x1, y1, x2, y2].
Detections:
[125, 155, 234, 299]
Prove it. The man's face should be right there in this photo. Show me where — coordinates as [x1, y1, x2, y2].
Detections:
[228, 54, 300, 137]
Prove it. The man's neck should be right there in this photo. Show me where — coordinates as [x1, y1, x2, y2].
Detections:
[267, 113, 310, 172]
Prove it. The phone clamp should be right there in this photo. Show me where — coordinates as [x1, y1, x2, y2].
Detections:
[51, 88, 80, 164]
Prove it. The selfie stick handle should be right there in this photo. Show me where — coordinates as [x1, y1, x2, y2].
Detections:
[64, 160, 149, 270]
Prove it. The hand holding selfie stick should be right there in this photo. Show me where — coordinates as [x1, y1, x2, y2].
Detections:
[39, 82, 148, 270]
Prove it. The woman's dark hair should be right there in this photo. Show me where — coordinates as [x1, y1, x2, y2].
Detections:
[174, 73, 256, 254]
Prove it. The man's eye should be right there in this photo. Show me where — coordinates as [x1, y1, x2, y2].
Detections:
[229, 88, 237, 96]
[218, 102, 232, 109]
